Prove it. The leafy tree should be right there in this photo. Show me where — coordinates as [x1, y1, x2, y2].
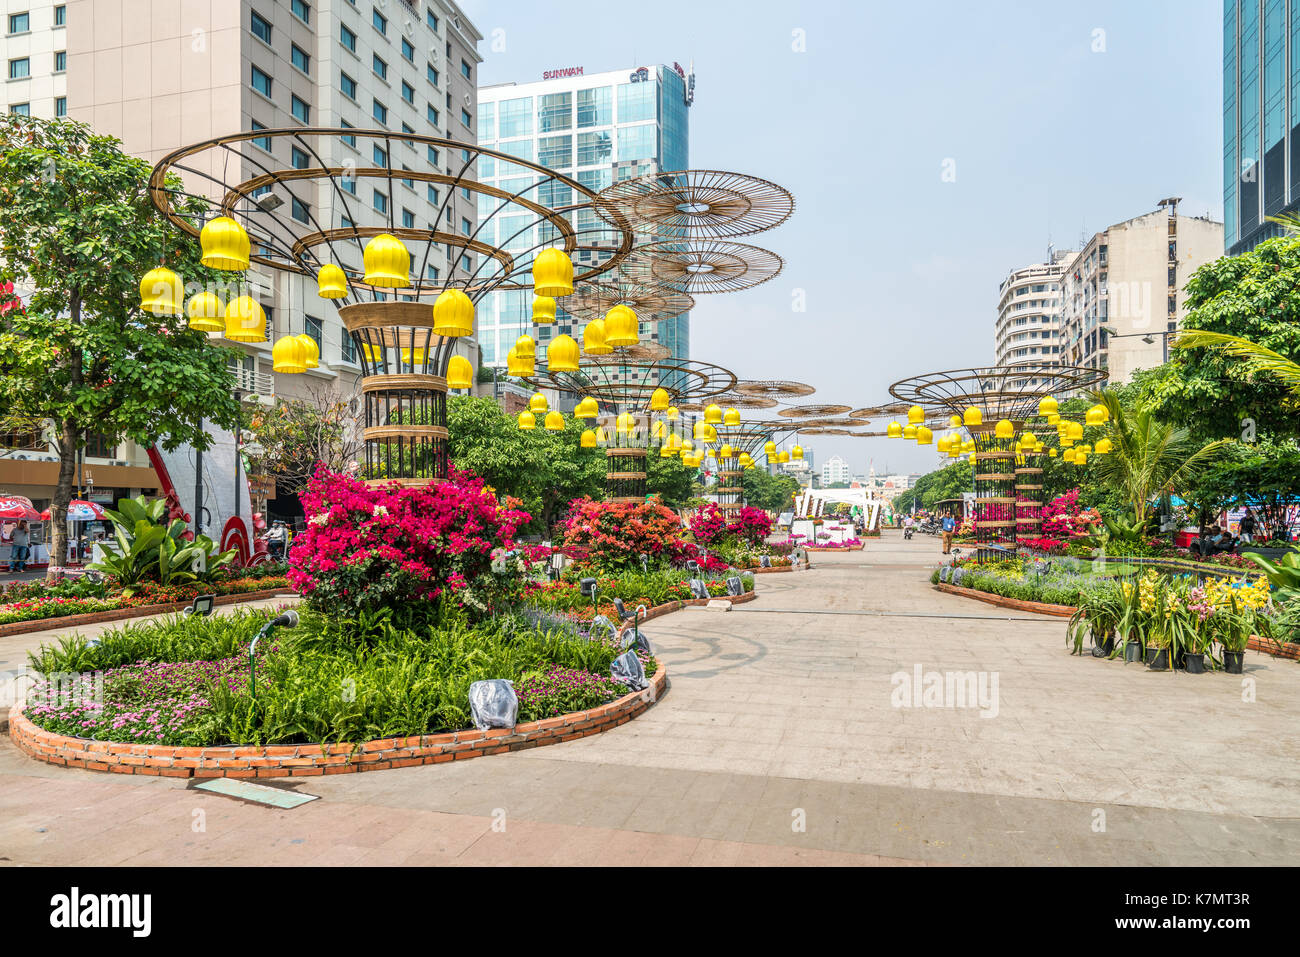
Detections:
[1184, 440, 1300, 542]
[0, 116, 241, 575]
[740, 467, 799, 513]
[244, 385, 362, 494]
[1150, 235, 1300, 442]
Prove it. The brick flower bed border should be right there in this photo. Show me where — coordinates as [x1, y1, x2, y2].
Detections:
[803, 543, 865, 553]
[8, 591, 758, 778]
[0, 588, 291, 639]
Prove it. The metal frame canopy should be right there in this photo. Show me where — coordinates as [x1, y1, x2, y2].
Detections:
[888, 365, 1109, 421]
[558, 280, 695, 323]
[146, 127, 635, 302]
[733, 379, 816, 400]
[778, 403, 853, 418]
[675, 392, 778, 412]
[523, 356, 736, 410]
[615, 239, 785, 295]
[593, 169, 795, 239]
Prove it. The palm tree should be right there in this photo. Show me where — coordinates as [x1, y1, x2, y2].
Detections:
[1089, 390, 1229, 527]
[1172, 330, 1300, 397]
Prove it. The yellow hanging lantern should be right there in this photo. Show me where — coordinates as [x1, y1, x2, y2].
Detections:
[963, 407, 982, 427]
[1066, 421, 1084, 441]
[544, 410, 564, 431]
[666, 406, 680, 421]
[791, 445, 804, 460]
[401, 347, 427, 367]
[616, 412, 636, 434]
[580, 429, 597, 448]
[704, 404, 723, 425]
[1048, 448, 1058, 458]
[506, 347, 525, 377]
[660, 444, 675, 458]
[651, 419, 667, 440]
[1094, 437, 1113, 455]
[517, 411, 536, 431]
[317, 263, 348, 299]
[1076, 444, 1092, 455]
[529, 392, 548, 414]
[937, 435, 951, 453]
[361, 342, 384, 364]
[887, 421, 903, 438]
[362, 233, 411, 288]
[582, 318, 611, 356]
[776, 450, 790, 463]
[140, 267, 183, 317]
[532, 295, 557, 325]
[907, 405, 925, 424]
[903, 425, 917, 440]
[667, 434, 682, 452]
[595, 427, 608, 446]
[739, 452, 754, 467]
[681, 438, 694, 455]
[764, 440, 777, 455]
[447, 355, 474, 390]
[719, 443, 735, 459]
[948, 415, 962, 429]
[433, 288, 474, 336]
[1074, 451, 1088, 466]
[1086, 404, 1108, 426]
[575, 396, 599, 419]
[916, 426, 933, 445]
[514, 333, 536, 360]
[948, 445, 961, 458]
[1047, 412, 1061, 425]
[272, 335, 308, 374]
[200, 216, 251, 271]
[532, 248, 574, 297]
[994, 419, 1015, 439]
[223, 296, 266, 341]
[297, 334, 320, 369]
[1038, 396, 1058, 417]
[649, 387, 670, 411]
[693, 420, 709, 440]
[604, 305, 639, 347]
[547, 333, 580, 372]
[185, 292, 224, 333]
[1063, 447, 1077, 463]
[723, 407, 741, 427]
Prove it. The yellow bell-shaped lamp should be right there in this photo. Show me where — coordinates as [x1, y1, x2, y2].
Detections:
[776, 450, 790, 463]
[317, 263, 348, 299]
[604, 304, 639, 347]
[185, 292, 224, 333]
[764, 440, 777, 456]
[666, 406, 680, 421]
[532, 295, 557, 325]
[704, 404, 722, 425]
[1047, 412, 1061, 425]
[580, 429, 597, 448]
[916, 426, 933, 445]
[528, 392, 548, 415]
[1086, 403, 1109, 426]
[360, 342, 384, 364]
[582, 318, 611, 356]
[903, 425, 917, 440]
[693, 420, 709, 440]
[907, 405, 925, 424]
[533, 248, 574, 298]
[595, 427, 608, 446]
[660, 444, 675, 459]
[447, 355, 474, 390]
[517, 411, 536, 431]
[738, 452, 754, 467]
[887, 421, 903, 438]
[994, 419, 1015, 439]
[362, 233, 411, 288]
[1038, 396, 1058, 418]
[719, 443, 735, 459]
[650, 419, 667, 440]
[544, 410, 565, 431]
[506, 347, 526, 377]
[1048, 448, 1058, 458]
[1066, 421, 1084, 442]
[401, 347, 428, 368]
[1074, 451, 1088, 466]
[296, 334, 320, 369]
[1063, 447, 1077, 463]
[791, 445, 804, 460]
[948, 415, 962, 429]
[272, 335, 308, 374]
[547, 334, 580, 372]
[649, 387, 670, 412]
[937, 435, 952, 454]
[224, 296, 267, 342]
[433, 288, 474, 337]
[666, 434, 682, 453]
[680, 438, 694, 458]
[723, 407, 741, 427]
[963, 407, 982, 427]
[140, 268, 184, 317]
[1094, 437, 1113, 455]
[575, 396, 599, 419]
[948, 444, 961, 458]
[616, 412, 637, 434]
[514, 333, 536, 360]
[200, 216, 251, 271]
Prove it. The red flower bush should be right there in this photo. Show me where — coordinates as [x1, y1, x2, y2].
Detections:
[560, 498, 694, 571]
[1040, 489, 1102, 538]
[731, 506, 773, 544]
[287, 467, 530, 616]
[689, 503, 772, 546]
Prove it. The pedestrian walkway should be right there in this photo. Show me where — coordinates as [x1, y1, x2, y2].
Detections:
[2, 531, 1297, 865]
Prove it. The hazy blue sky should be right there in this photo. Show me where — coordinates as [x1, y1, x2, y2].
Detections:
[460, 0, 1222, 476]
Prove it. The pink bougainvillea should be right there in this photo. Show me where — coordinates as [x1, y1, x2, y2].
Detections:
[287, 466, 531, 616]
[689, 503, 773, 547]
[1039, 489, 1103, 539]
[560, 498, 696, 570]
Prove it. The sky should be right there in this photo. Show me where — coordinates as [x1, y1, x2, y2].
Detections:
[459, 0, 1223, 477]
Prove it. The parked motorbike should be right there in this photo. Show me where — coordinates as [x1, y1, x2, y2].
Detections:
[904, 526, 913, 540]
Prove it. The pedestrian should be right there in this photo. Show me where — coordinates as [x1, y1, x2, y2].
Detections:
[267, 521, 287, 561]
[10, 519, 29, 573]
[940, 511, 956, 555]
[1238, 509, 1256, 545]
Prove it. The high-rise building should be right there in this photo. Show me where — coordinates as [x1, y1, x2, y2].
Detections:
[1057, 203, 1222, 386]
[0, 0, 482, 532]
[821, 455, 850, 487]
[476, 63, 694, 366]
[1222, 0, 1300, 254]
[995, 250, 1070, 371]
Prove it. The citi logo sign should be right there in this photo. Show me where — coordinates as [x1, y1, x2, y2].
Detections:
[49, 887, 151, 937]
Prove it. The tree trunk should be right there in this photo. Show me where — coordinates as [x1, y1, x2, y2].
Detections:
[48, 292, 82, 580]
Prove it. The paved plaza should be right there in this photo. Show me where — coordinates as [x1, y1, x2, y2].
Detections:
[2, 531, 1298, 866]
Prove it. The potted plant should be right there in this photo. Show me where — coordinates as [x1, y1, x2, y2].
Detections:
[1117, 579, 1146, 662]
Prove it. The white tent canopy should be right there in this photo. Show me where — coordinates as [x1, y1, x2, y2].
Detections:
[793, 487, 881, 530]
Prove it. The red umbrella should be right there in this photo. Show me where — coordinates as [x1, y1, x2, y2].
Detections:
[39, 500, 106, 522]
[0, 495, 40, 521]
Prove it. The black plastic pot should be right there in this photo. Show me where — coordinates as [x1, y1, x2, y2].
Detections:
[1123, 640, 1143, 663]
[1183, 652, 1206, 674]
[1148, 648, 1170, 671]
[1144, 646, 1159, 665]
[1223, 650, 1245, 674]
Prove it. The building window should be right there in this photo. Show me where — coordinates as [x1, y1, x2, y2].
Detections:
[373, 144, 387, 167]
[250, 121, 271, 151]
[7, 13, 30, 34]
[372, 98, 387, 124]
[250, 10, 271, 44]
[339, 118, 356, 149]
[426, 264, 440, 281]
[305, 314, 323, 352]
[373, 189, 388, 213]
[291, 0, 310, 25]
[54, 96, 66, 117]
[291, 146, 310, 169]
[84, 432, 116, 459]
[461, 217, 472, 237]
[460, 108, 472, 128]
[54, 5, 65, 27]
[291, 44, 310, 74]
[291, 196, 310, 223]
[9, 103, 30, 116]
[427, 105, 439, 126]
[402, 208, 415, 228]
[373, 54, 387, 81]
[340, 71, 357, 99]
[341, 175, 356, 196]
[401, 81, 414, 105]
[426, 184, 439, 204]
[8, 58, 30, 80]
[426, 8, 438, 30]
[427, 63, 439, 86]
[250, 65, 272, 98]
[291, 95, 310, 123]
[427, 145, 439, 166]
[401, 37, 415, 62]
[372, 9, 387, 34]
[340, 23, 356, 52]
[54, 50, 66, 73]
[341, 324, 356, 363]
[460, 59, 472, 80]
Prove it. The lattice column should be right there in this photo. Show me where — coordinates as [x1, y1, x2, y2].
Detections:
[970, 423, 1018, 563]
[341, 302, 450, 486]
[606, 449, 647, 503]
[1015, 448, 1046, 543]
[716, 452, 743, 511]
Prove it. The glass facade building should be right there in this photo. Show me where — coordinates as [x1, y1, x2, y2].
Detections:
[1223, 0, 1300, 253]
[477, 65, 693, 365]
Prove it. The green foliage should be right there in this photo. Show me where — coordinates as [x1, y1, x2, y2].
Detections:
[893, 460, 970, 514]
[91, 494, 236, 593]
[1242, 545, 1300, 601]
[244, 391, 360, 494]
[740, 467, 800, 514]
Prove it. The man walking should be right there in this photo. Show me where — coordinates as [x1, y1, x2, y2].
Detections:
[1239, 509, 1256, 545]
[10, 520, 29, 574]
[940, 511, 956, 555]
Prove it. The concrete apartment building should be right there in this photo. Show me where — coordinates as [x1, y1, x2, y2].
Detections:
[994, 249, 1071, 375]
[821, 454, 850, 487]
[1, 0, 481, 537]
[1057, 202, 1223, 388]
